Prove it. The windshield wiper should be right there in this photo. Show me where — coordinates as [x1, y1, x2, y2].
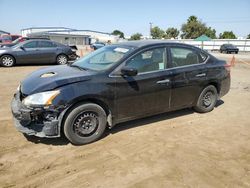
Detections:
[69, 64, 88, 71]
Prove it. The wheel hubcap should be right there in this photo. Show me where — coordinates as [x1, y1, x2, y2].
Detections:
[202, 91, 213, 107]
[73, 112, 99, 136]
[58, 56, 67, 64]
[2, 56, 14, 66]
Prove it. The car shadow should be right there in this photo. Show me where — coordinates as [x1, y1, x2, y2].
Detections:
[107, 108, 194, 135]
[108, 100, 225, 136]
[14, 63, 56, 67]
[24, 100, 225, 146]
[23, 134, 70, 146]
[12, 61, 75, 67]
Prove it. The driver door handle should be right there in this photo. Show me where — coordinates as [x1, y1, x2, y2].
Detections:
[157, 79, 170, 84]
[195, 73, 206, 77]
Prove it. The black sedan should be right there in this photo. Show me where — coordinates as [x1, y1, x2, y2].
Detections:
[220, 44, 239, 54]
[0, 40, 78, 67]
[11, 41, 231, 145]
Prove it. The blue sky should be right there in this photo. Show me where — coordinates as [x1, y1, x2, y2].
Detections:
[1, 0, 250, 37]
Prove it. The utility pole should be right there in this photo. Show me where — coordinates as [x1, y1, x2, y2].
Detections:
[149, 22, 153, 39]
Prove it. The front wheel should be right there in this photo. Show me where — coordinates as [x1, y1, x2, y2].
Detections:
[0, 55, 15, 67]
[63, 103, 107, 145]
[56, 54, 68, 65]
[194, 85, 218, 113]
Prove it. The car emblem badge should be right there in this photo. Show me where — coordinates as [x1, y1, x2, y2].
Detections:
[40, 72, 57, 78]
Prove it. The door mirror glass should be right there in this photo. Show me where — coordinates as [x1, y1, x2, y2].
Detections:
[121, 67, 138, 77]
[20, 46, 25, 50]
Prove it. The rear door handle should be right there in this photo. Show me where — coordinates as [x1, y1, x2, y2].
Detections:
[157, 79, 170, 84]
[195, 73, 206, 77]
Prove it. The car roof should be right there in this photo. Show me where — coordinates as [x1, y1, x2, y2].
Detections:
[13, 39, 57, 47]
[116, 40, 197, 49]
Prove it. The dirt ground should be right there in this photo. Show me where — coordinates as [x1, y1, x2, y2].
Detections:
[0, 53, 250, 188]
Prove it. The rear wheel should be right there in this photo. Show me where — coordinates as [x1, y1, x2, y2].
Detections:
[194, 85, 218, 113]
[0, 55, 15, 67]
[63, 103, 107, 145]
[56, 54, 68, 65]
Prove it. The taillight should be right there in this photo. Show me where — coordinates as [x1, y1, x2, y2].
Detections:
[224, 63, 231, 73]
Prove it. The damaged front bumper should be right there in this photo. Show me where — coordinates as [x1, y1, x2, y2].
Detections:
[68, 53, 80, 61]
[11, 92, 61, 138]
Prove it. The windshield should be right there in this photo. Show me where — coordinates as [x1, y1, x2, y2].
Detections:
[72, 45, 134, 71]
[11, 42, 23, 48]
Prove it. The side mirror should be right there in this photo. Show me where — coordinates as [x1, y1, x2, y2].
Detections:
[121, 67, 138, 77]
[20, 46, 25, 50]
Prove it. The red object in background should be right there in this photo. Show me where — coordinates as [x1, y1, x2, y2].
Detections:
[0, 34, 21, 44]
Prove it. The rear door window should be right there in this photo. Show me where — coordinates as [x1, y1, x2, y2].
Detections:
[170, 47, 204, 67]
[38, 41, 57, 48]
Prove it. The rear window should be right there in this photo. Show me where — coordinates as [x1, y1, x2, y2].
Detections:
[38, 41, 57, 48]
[199, 52, 208, 63]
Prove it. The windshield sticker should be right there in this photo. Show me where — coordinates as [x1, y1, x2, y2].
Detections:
[114, 47, 129, 53]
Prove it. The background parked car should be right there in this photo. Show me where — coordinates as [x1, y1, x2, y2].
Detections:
[0, 39, 78, 67]
[220, 44, 239, 54]
[90, 42, 105, 50]
[0, 37, 50, 48]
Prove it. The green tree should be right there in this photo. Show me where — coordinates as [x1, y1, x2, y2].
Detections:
[130, 33, 142, 40]
[219, 31, 237, 39]
[112, 30, 125, 39]
[205, 27, 217, 39]
[181, 15, 217, 39]
[165, 27, 179, 39]
[151, 26, 165, 39]
[246, 34, 250, 39]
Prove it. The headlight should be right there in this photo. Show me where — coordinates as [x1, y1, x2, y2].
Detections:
[23, 90, 60, 106]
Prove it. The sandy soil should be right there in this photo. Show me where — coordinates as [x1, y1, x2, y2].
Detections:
[0, 54, 250, 188]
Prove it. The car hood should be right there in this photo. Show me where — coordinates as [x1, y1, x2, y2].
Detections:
[21, 65, 94, 95]
[0, 48, 9, 52]
[0, 47, 14, 52]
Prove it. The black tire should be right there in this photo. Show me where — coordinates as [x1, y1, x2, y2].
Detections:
[63, 103, 107, 145]
[0, 55, 15, 67]
[194, 85, 218, 113]
[56, 54, 68, 65]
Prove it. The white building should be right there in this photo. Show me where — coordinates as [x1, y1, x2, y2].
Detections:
[21, 27, 119, 44]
